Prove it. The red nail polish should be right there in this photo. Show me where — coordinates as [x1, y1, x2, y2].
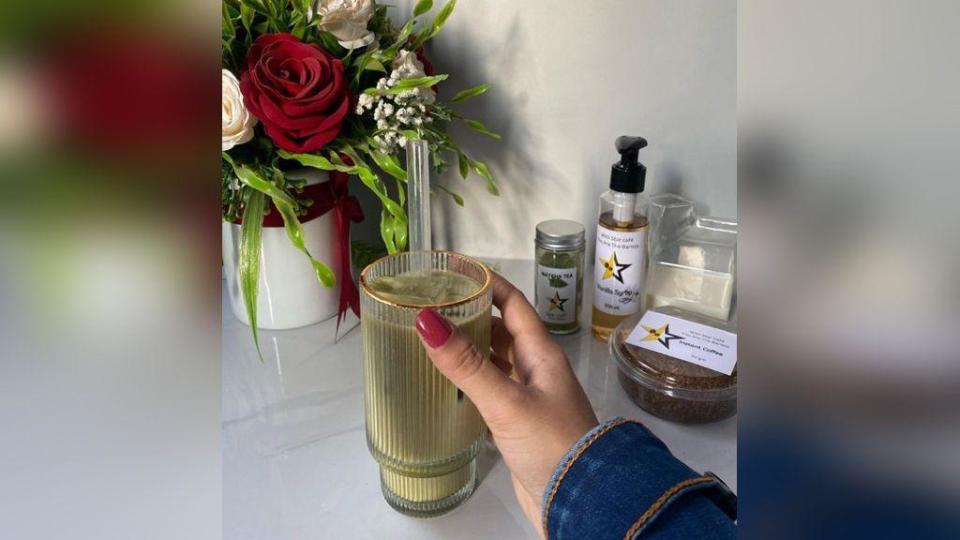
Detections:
[416, 309, 453, 348]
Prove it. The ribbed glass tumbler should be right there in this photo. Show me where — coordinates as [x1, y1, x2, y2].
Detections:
[359, 251, 492, 517]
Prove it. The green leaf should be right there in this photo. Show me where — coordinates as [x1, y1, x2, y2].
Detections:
[434, 184, 464, 206]
[316, 31, 345, 55]
[393, 19, 416, 45]
[394, 177, 406, 206]
[393, 213, 409, 252]
[471, 159, 499, 195]
[338, 146, 406, 219]
[292, 22, 307, 40]
[379, 208, 397, 253]
[222, 3, 236, 40]
[293, 0, 312, 18]
[364, 74, 449, 95]
[240, 3, 256, 33]
[353, 161, 405, 220]
[366, 150, 407, 182]
[392, 74, 448, 90]
[413, 0, 433, 17]
[243, 0, 272, 18]
[352, 48, 383, 83]
[239, 190, 266, 360]
[465, 119, 502, 140]
[234, 164, 296, 206]
[352, 240, 387, 270]
[413, 0, 457, 47]
[451, 83, 490, 103]
[277, 150, 354, 173]
[457, 151, 469, 179]
[327, 150, 349, 168]
[234, 165, 336, 288]
[341, 147, 408, 252]
[285, 146, 409, 256]
[434, 0, 457, 28]
[264, 0, 282, 18]
[363, 58, 386, 72]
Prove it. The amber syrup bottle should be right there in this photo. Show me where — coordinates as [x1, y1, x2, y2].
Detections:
[591, 136, 650, 341]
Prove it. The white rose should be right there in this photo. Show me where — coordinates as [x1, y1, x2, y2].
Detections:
[392, 50, 426, 79]
[314, 0, 375, 51]
[391, 50, 435, 104]
[222, 69, 257, 151]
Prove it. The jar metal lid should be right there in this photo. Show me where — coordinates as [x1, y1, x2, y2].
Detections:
[535, 219, 585, 251]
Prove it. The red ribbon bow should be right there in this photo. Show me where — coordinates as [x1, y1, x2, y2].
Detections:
[255, 170, 364, 332]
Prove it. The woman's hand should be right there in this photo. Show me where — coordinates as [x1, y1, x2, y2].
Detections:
[415, 272, 598, 537]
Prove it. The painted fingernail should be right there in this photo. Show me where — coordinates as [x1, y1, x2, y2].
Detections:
[416, 309, 453, 348]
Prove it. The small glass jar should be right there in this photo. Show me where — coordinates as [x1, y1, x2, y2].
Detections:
[535, 220, 585, 334]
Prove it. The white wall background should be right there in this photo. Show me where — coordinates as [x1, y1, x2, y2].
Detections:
[356, 0, 737, 259]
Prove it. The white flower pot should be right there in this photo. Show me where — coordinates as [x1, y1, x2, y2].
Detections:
[222, 169, 340, 329]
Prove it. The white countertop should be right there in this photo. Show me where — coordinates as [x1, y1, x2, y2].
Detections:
[223, 258, 736, 540]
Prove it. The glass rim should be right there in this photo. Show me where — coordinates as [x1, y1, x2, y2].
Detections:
[359, 250, 493, 310]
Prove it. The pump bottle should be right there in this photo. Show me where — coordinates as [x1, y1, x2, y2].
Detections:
[591, 136, 650, 340]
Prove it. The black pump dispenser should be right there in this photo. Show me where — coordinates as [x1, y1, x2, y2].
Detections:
[610, 136, 648, 193]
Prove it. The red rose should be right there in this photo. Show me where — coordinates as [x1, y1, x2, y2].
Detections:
[414, 46, 435, 77]
[240, 33, 351, 153]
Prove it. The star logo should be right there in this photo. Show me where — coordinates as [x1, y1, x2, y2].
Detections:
[641, 324, 683, 349]
[599, 252, 631, 283]
[548, 290, 568, 312]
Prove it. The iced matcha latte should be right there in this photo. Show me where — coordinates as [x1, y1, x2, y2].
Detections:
[359, 252, 492, 517]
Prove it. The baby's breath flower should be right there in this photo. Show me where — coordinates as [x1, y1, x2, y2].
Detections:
[357, 50, 439, 153]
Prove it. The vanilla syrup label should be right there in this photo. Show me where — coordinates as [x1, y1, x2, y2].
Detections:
[536, 265, 577, 324]
[593, 225, 647, 316]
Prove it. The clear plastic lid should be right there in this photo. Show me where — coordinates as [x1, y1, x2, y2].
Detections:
[610, 308, 737, 401]
[647, 215, 738, 321]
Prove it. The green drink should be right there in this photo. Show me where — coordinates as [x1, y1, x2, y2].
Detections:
[359, 252, 492, 517]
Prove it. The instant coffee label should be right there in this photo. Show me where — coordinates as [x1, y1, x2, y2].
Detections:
[626, 310, 738, 375]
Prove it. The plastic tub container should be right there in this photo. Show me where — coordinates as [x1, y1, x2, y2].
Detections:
[646, 215, 737, 321]
[610, 310, 736, 424]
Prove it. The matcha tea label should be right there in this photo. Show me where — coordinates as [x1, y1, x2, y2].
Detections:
[536, 264, 577, 324]
[594, 225, 647, 316]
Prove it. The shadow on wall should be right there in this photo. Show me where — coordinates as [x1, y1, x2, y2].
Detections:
[350, 8, 569, 255]
[423, 14, 568, 252]
[658, 162, 710, 218]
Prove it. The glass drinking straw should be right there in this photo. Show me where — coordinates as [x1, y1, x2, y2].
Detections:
[406, 139, 431, 252]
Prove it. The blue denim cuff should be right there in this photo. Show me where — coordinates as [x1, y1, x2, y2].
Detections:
[541, 417, 627, 520]
[542, 418, 736, 539]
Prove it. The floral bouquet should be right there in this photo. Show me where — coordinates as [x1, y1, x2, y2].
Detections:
[221, 0, 498, 350]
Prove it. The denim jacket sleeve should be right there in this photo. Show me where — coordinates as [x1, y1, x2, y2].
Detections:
[542, 418, 737, 539]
